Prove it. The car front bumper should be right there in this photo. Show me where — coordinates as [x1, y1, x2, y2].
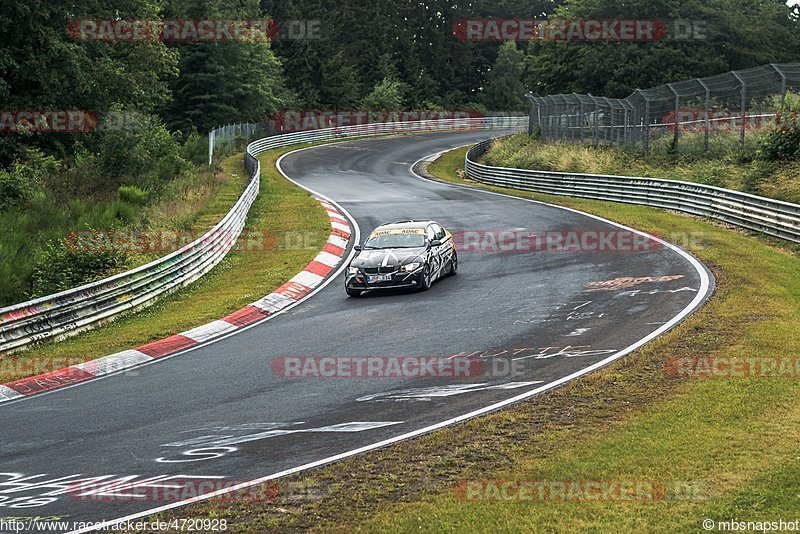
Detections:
[345, 266, 424, 291]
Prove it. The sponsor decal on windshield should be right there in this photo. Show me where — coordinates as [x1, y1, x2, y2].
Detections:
[369, 228, 426, 237]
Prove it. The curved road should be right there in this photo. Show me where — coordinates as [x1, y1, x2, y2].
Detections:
[0, 130, 712, 532]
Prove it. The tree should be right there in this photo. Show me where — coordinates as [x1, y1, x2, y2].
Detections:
[0, 0, 178, 164]
[319, 51, 361, 109]
[483, 42, 526, 111]
[160, 0, 290, 132]
[360, 78, 406, 110]
[161, 39, 289, 132]
[524, 0, 800, 98]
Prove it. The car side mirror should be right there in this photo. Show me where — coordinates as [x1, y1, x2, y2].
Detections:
[430, 240, 442, 247]
[354, 245, 362, 251]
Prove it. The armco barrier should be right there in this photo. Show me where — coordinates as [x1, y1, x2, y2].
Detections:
[0, 116, 526, 353]
[465, 138, 800, 244]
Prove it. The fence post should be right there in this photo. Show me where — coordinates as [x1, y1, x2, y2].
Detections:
[643, 97, 651, 156]
[567, 95, 578, 141]
[623, 104, 629, 145]
[667, 84, 680, 153]
[732, 71, 747, 152]
[208, 127, 215, 167]
[771, 63, 788, 106]
[525, 93, 536, 135]
[590, 96, 599, 147]
[604, 98, 617, 144]
[697, 79, 711, 152]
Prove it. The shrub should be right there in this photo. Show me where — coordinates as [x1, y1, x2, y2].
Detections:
[0, 148, 58, 211]
[181, 129, 209, 166]
[758, 95, 800, 162]
[30, 240, 128, 297]
[97, 109, 188, 190]
[118, 185, 148, 205]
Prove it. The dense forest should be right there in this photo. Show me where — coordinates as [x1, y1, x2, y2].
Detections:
[1, 0, 799, 305]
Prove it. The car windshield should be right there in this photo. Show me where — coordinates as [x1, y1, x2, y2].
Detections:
[364, 232, 427, 249]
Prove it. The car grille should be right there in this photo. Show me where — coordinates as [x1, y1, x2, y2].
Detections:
[362, 267, 397, 274]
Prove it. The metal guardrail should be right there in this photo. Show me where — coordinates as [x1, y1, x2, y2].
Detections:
[0, 116, 526, 353]
[0, 175, 260, 353]
[245, 115, 528, 156]
[465, 138, 800, 244]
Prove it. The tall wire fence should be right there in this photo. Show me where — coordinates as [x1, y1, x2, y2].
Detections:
[526, 63, 800, 154]
[208, 122, 263, 166]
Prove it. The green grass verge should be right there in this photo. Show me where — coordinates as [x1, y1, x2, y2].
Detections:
[1, 146, 331, 382]
[485, 132, 800, 204]
[146, 145, 800, 533]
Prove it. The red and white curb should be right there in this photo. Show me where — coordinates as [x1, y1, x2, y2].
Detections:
[0, 199, 352, 403]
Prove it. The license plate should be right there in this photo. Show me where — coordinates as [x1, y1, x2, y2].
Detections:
[367, 274, 392, 283]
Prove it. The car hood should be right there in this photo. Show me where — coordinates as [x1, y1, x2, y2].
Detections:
[351, 247, 426, 269]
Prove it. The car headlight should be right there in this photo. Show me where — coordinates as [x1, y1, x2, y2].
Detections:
[347, 266, 359, 275]
[400, 262, 421, 272]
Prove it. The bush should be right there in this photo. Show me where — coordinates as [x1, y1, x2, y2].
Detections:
[758, 95, 800, 162]
[30, 240, 128, 297]
[97, 109, 188, 190]
[118, 185, 148, 205]
[0, 149, 58, 211]
[359, 77, 406, 110]
[181, 129, 209, 166]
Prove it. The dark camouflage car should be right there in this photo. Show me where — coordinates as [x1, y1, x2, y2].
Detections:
[345, 220, 457, 297]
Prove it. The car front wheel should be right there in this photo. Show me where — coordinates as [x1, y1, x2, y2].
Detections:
[419, 265, 432, 291]
[447, 251, 458, 276]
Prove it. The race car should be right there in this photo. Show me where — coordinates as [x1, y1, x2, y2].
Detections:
[344, 220, 457, 297]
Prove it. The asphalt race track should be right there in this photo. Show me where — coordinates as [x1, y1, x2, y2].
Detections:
[0, 129, 713, 532]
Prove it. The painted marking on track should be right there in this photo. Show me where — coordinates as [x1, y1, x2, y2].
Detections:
[290, 271, 324, 289]
[615, 287, 698, 297]
[356, 382, 542, 402]
[162, 421, 403, 448]
[585, 275, 685, 292]
[180, 423, 304, 433]
[154, 421, 403, 463]
[0, 473, 228, 509]
[513, 346, 618, 361]
[565, 328, 590, 337]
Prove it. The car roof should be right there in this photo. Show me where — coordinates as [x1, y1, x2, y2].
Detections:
[374, 220, 436, 231]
